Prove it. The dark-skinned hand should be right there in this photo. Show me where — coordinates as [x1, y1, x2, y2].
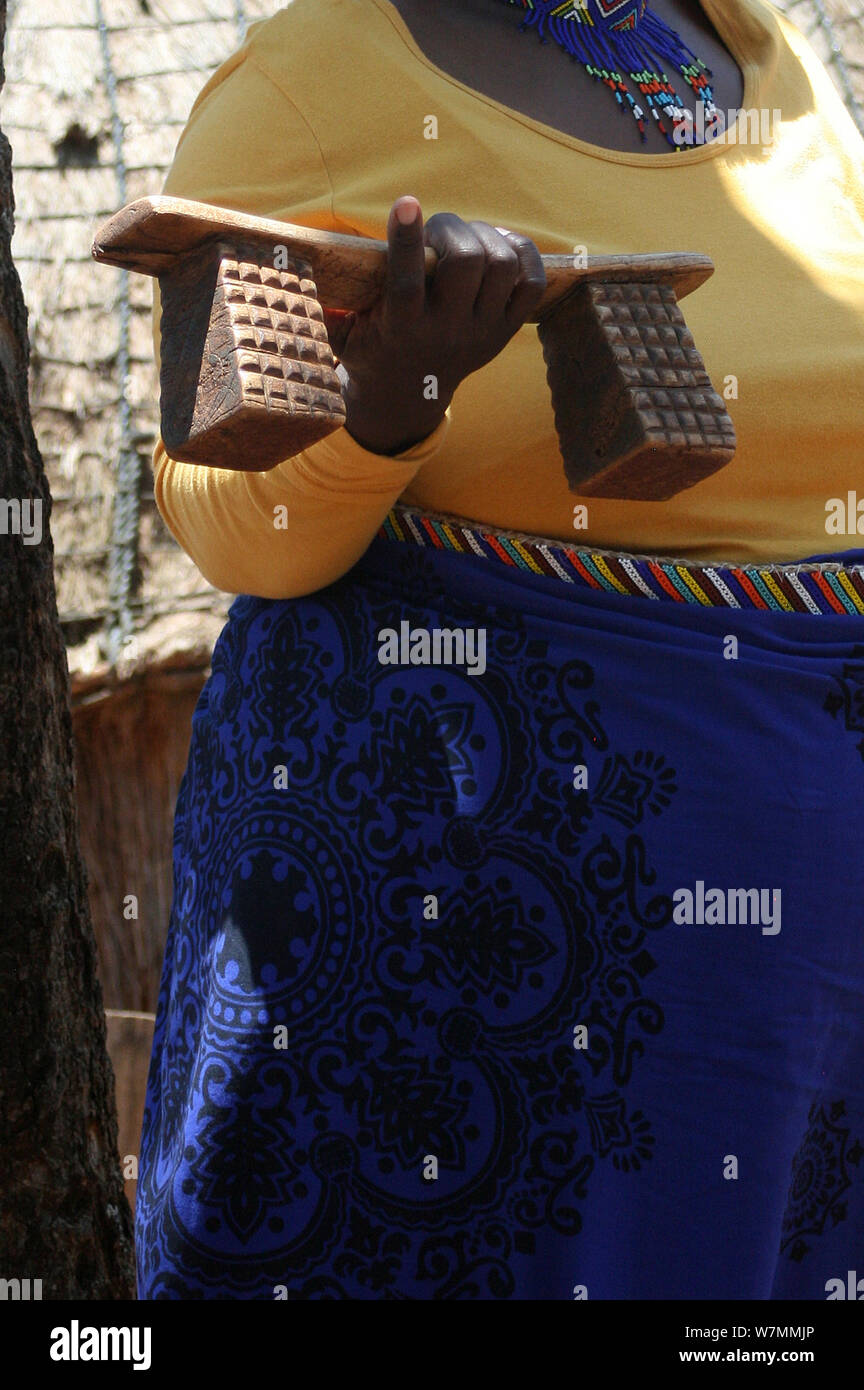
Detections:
[323, 194, 546, 456]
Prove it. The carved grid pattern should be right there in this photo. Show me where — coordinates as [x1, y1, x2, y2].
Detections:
[220, 257, 342, 416]
[594, 281, 737, 452]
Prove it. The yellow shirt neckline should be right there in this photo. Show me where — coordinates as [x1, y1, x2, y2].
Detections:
[371, 0, 768, 168]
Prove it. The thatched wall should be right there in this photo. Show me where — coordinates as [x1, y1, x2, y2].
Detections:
[5, 0, 279, 675]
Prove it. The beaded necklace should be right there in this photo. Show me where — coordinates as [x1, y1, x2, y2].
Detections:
[494, 1, 719, 149]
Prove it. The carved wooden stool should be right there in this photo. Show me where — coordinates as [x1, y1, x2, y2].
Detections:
[93, 196, 736, 500]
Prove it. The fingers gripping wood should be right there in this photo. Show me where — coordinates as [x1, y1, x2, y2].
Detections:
[94, 197, 736, 495]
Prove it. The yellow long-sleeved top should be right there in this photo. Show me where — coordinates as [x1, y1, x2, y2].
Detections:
[153, 0, 864, 598]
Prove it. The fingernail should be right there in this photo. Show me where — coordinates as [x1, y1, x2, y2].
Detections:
[395, 199, 418, 225]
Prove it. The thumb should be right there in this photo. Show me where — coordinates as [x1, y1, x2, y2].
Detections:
[322, 307, 356, 361]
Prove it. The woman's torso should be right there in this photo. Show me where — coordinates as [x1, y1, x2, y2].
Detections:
[161, 0, 864, 564]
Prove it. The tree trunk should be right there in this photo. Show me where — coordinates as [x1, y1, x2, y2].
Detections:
[0, 3, 135, 1298]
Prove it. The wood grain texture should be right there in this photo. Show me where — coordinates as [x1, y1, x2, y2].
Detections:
[93, 197, 738, 495]
[93, 195, 715, 313]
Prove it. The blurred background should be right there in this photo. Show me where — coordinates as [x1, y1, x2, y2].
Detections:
[3, 0, 863, 1208]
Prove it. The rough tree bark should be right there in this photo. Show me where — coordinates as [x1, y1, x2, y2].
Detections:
[0, 2, 135, 1298]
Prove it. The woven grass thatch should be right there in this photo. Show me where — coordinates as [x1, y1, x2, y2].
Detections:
[6, 0, 278, 689]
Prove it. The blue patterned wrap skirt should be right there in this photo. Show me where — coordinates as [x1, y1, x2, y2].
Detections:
[136, 514, 864, 1299]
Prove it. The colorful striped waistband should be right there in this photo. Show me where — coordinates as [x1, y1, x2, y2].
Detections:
[377, 505, 864, 615]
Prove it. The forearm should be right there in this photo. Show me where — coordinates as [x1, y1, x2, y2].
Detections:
[342, 370, 451, 456]
[153, 410, 450, 600]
